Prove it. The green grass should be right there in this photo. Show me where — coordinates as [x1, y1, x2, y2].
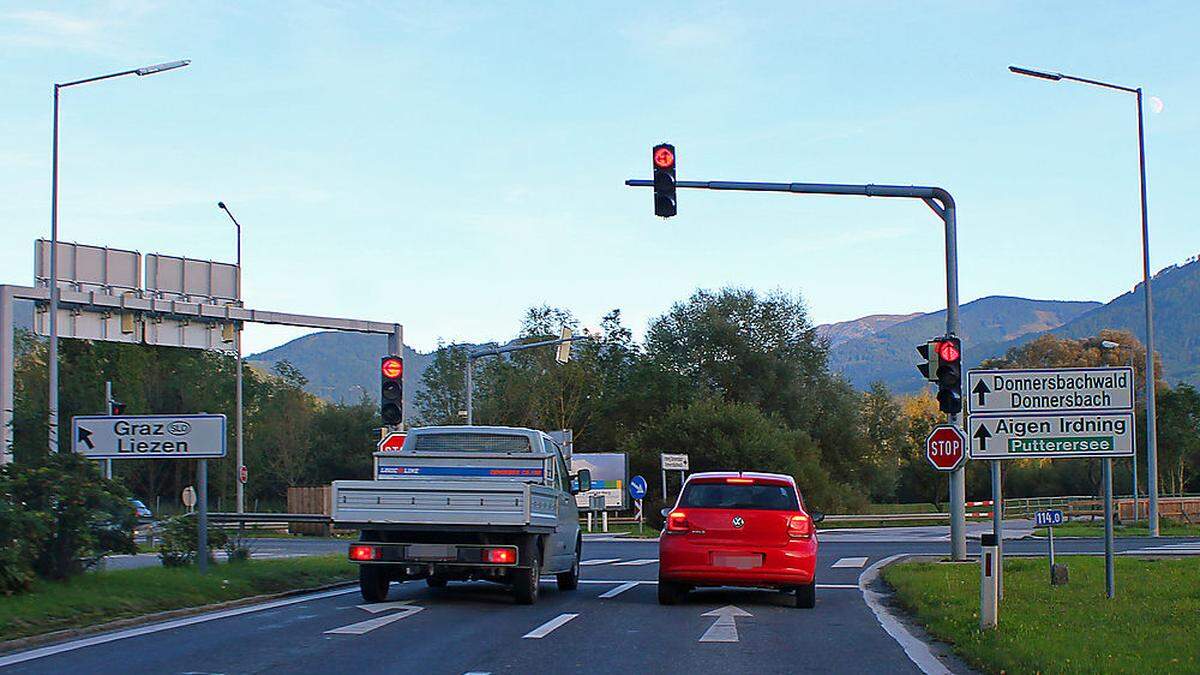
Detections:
[1031, 520, 1200, 538]
[0, 554, 356, 642]
[883, 556, 1200, 674]
[581, 521, 660, 538]
[853, 502, 942, 515]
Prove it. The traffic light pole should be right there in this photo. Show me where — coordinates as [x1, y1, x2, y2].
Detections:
[626, 178, 967, 560]
[464, 334, 592, 425]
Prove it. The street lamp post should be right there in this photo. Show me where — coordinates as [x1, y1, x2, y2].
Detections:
[217, 202, 244, 514]
[1010, 64, 1162, 537]
[47, 60, 190, 453]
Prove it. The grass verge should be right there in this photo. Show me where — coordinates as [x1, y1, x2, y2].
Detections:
[0, 554, 355, 642]
[581, 521, 659, 538]
[883, 556, 1200, 674]
[1030, 520, 1200, 538]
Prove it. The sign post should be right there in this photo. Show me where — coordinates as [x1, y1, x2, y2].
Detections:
[968, 366, 1133, 600]
[1034, 509, 1067, 585]
[74, 413, 226, 574]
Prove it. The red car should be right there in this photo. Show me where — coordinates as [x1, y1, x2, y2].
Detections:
[658, 471, 821, 608]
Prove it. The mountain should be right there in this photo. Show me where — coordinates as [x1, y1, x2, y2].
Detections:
[827, 297, 1102, 392]
[1046, 257, 1200, 385]
[816, 313, 921, 347]
[247, 332, 437, 419]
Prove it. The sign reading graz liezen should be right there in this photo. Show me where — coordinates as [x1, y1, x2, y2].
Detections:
[967, 367, 1134, 415]
[72, 414, 227, 459]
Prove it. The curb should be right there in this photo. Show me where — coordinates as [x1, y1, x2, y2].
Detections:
[858, 554, 977, 675]
[0, 579, 357, 656]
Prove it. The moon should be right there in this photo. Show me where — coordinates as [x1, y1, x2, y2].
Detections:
[1149, 96, 1164, 114]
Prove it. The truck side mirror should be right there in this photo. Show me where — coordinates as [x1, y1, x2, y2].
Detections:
[573, 469, 591, 495]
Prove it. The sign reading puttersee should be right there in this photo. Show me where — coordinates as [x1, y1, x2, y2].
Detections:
[72, 414, 227, 459]
[967, 366, 1134, 460]
[967, 367, 1134, 415]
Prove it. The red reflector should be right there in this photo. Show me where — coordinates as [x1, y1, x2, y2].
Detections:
[653, 147, 675, 168]
[725, 477, 754, 484]
[381, 357, 403, 379]
[349, 545, 378, 561]
[936, 341, 960, 363]
[486, 548, 516, 564]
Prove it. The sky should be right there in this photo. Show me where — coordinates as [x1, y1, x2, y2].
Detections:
[1, 1, 1197, 354]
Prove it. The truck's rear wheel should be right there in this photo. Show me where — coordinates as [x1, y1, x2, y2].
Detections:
[513, 543, 540, 605]
[556, 539, 580, 591]
[359, 565, 390, 603]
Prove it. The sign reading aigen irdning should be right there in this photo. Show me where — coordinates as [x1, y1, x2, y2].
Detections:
[71, 414, 227, 459]
[967, 367, 1134, 415]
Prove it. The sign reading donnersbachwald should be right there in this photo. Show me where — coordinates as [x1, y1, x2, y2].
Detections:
[966, 367, 1134, 415]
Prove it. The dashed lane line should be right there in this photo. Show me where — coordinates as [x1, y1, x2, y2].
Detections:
[831, 556, 869, 569]
[611, 558, 658, 566]
[522, 613, 579, 639]
[598, 582, 640, 598]
[580, 558, 621, 566]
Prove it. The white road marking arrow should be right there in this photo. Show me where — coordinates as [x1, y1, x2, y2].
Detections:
[698, 605, 752, 643]
[325, 601, 424, 635]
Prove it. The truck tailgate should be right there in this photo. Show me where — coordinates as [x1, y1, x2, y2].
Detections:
[332, 480, 559, 528]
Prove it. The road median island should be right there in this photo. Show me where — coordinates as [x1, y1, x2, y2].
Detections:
[882, 556, 1200, 673]
[1030, 521, 1200, 538]
[0, 554, 355, 647]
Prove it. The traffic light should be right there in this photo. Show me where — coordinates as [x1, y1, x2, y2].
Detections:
[110, 401, 126, 416]
[380, 356, 403, 426]
[652, 143, 676, 217]
[555, 327, 573, 365]
[916, 340, 940, 382]
[934, 337, 962, 414]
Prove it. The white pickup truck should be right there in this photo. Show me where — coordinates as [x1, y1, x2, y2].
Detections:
[332, 426, 590, 605]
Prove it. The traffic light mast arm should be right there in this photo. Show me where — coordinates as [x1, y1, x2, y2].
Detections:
[624, 178, 958, 335]
[467, 334, 594, 361]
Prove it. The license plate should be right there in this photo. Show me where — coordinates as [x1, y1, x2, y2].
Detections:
[407, 544, 456, 561]
[712, 553, 763, 569]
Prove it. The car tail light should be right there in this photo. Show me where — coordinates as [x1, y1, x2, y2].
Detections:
[349, 545, 379, 561]
[666, 510, 690, 533]
[486, 547, 516, 564]
[725, 477, 754, 484]
[788, 514, 813, 540]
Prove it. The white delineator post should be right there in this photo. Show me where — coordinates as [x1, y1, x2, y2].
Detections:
[980, 532, 999, 630]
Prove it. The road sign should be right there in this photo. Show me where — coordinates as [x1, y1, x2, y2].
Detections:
[629, 475, 648, 500]
[968, 411, 1134, 459]
[1034, 509, 1065, 527]
[661, 453, 689, 471]
[967, 367, 1134, 415]
[925, 424, 967, 471]
[182, 486, 197, 508]
[571, 453, 627, 510]
[378, 431, 407, 453]
[71, 414, 227, 459]
[239, 464, 248, 484]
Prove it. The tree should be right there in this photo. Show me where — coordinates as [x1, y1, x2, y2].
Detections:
[1158, 383, 1200, 495]
[415, 342, 468, 426]
[859, 382, 903, 502]
[895, 389, 947, 508]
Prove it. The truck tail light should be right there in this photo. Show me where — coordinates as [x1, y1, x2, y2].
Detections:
[666, 510, 690, 533]
[486, 547, 516, 564]
[787, 514, 813, 540]
[349, 545, 380, 561]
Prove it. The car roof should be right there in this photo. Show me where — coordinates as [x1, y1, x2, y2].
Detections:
[685, 471, 795, 484]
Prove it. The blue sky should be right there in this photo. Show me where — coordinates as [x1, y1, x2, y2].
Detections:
[2, 2, 1197, 354]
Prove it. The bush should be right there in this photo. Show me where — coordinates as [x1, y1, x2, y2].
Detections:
[0, 497, 40, 593]
[1, 452, 137, 582]
[224, 531, 254, 563]
[157, 515, 229, 567]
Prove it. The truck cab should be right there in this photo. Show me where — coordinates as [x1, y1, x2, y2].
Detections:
[333, 426, 589, 605]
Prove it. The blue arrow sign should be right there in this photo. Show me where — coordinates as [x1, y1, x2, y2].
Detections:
[628, 475, 648, 500]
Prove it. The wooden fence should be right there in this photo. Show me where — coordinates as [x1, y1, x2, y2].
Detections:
[287, 486, 332, 536]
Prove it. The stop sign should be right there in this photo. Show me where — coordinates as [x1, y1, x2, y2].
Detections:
[377, 431, 406, 453]
[925, 424, 967, 471]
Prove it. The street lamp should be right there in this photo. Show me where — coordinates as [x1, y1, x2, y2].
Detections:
[216, 201, 244, 514]
[47, 59, 190, 453]
[1101, 340, 1139, 521]
[1010, 64, 1162, 537]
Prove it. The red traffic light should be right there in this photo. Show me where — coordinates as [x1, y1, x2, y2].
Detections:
[936, 340, 960, 363]
[381, 357, 403, 379]
[653, 146, 675, 169]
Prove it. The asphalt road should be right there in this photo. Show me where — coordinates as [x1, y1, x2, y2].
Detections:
[5, 528, 1199, 674]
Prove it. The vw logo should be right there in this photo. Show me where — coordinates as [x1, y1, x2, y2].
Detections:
[167, 421, 191, 436]
[731, 516, 745, 528]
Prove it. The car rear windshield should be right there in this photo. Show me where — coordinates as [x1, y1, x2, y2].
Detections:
[411, 433, 531, 453]
[679, 482, 800, 511]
